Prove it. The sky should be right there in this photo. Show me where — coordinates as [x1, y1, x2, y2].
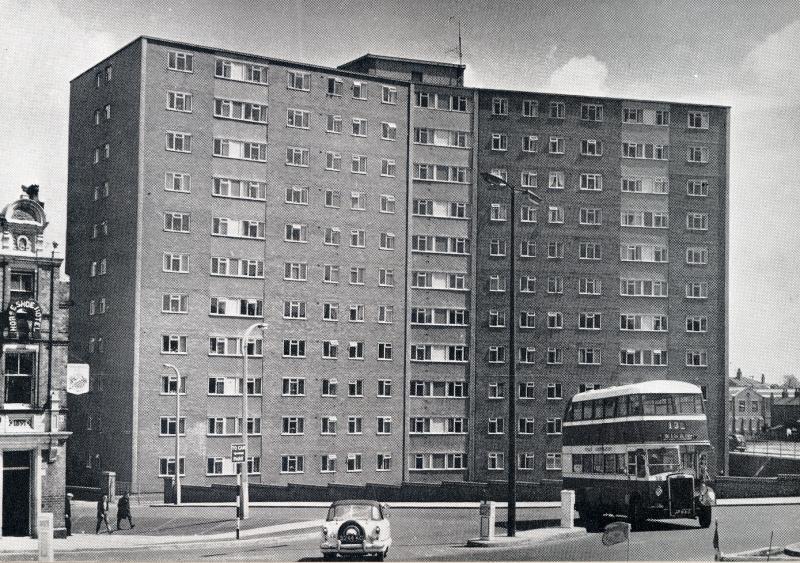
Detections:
[2, 0, 799, 383]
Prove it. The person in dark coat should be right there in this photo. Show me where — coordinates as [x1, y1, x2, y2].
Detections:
[95, 494, 112, 533]
[65, 493, 73, 536]
[116, 492, 134, 530]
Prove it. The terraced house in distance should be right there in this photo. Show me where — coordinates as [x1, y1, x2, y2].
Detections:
[66, 36, 729, 495]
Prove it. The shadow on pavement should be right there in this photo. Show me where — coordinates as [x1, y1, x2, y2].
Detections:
[496, 518, 562, 531]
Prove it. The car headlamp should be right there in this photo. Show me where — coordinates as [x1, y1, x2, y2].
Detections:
[373, 525, 381, 539]
[655, 485, 663, 497]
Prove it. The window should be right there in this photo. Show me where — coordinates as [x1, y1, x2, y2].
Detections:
[325, 189, 341, 208]
[580, 139, 603, 156]
[580, 173, 602, 191]
[489, 239, 507, 257]
[286, 146, 310, 167]
[287, 108, 310, 129]
[159, 417, 186, 436]
[380, 195, 396, 214]
[325, 151, 342, 171]
[579, 348, 602, 365]
[347, 416, 363, 433]
[549, 101, 565, 118]
[579, 312, 602, 330]
[688, 111, 709, 129]
[381, 159, 396, 177]
[283, 261, 308, 281]
[520, 205, 537, 223]
[519, 311, 536, 329]
[347, 453, 363, 472]
[488, 418, 505, 434]
[549, 171, 564, 189]
[490, 203, 508, 222]
[213, 139, 267, 161]
[165, 172, 191, 193]
[547, 241, 564, 259]
[547, 383, 563, 400]
[580, 208, 602, 226]
[619, 349, 668, 366]
[326, 114, 342, 134]
[162, 293, 188, 314]
[522, 99, 538, 117]
[378, 305, 394, 324]
[549, 137, 564, 154]
[579, 277, 601, 295]
[579, 241, 602, 260]
[492, 97, 508, 115]
[656, 110, 670, 125]
[489, 275, 506, 292]
[686, 282, 709, 299]
[547, 418, 563, 435]
[377, 380, 392, 397]
[4, 351, 35, 404]
[282, 300, 307, 319]
[166, 131, 191, 153]
[159, 457, 186, 477]
[162, 334, 187, 354]
[686, 349, 708, 367]
[163, 212, 190, 233]
[321, 416, 337, 434]
[349, 341, 365, 360]
[686, 247, 708, 265]
[382, 85, 397, 104]
[167, 51, 193, 72]
[489, 309, 506, 328]
[353, 81, 367, 99]
[327, 77, 342, 96]
[351, 155, 367, 174]
[282, 377, 306, 396]
[281, 455, 304, 474]
[323, 265, 340, 284]
[581, 103, 604, 121]
[381, 122, 397, 141]
[546, 453, 562, 470]
[519, 418, 536, 434]
[282, 416, 305, 435]
[322, 340, 339, 359]
[213, 178, 266, 200]
[377, 453, 392, 471]
[687, 146, 709, 163]
[378, 267, 394, 286]
[283, 339, 306, 358]
[522, 135, 538, 153]
[488, 453, 504, 470]
[519, 347, 536, 364]
[214, 99, 267, 123]
[687, 179, 709, 197]
[622, 107, 643, 123]
[322, 302, 339, 322]
[324, 227, 340, 246]
[547, 312, 563, 329]
[548, 206, 564, 224]
[686, 316, 708, 333]
[686, 212, 709, 231]
[521, 170, 537, 188]
[287, 70, 311, 91]
[491, 133, 508, 151]
[376, 416, 392, 434]
[167, 91, 192, 112]
[215, 59, 268, 84]
[163, 253, 188, 273]
[284, 186, 309, 205]
[519, 275, 536, 293]
[350, 229, 366, 247]
[352, 118, 367, 136]
[547, 348, 563, 365]
[322, 379, 338, 397]
[284, 223, 307, 243]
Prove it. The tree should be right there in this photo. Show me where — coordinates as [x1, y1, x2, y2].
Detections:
[783, 374, 800, 388]
[736, 368, 742, 379]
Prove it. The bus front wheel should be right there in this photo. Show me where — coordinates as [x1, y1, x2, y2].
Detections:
[697, 505, 712, 528]
[628, 499, 646, 531]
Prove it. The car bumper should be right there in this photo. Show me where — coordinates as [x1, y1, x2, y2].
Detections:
[321, 538, 391, 555]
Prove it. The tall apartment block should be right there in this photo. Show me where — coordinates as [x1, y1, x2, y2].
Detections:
[67, 36, 728, 494]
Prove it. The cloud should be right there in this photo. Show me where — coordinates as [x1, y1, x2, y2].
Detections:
[547, 55, 608, 96]
[741, 19, 800, 96]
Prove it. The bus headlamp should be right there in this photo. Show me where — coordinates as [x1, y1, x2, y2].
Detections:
[655, 485, 663, 497]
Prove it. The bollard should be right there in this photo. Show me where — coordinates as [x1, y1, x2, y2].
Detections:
[235, 495, 241, 539]
[37, 512, 54, 562]
[560, 490, 575, 529]
[479, 500, 496, 540]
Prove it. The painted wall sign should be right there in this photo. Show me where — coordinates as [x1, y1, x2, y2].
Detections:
[67, 363, 91, 395]
[7, 298, 43, 339]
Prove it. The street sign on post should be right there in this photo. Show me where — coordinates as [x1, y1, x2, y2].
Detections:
[231, 443, 246, 464]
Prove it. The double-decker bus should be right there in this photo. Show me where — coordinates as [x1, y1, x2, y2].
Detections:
[562, 380, 716, 530]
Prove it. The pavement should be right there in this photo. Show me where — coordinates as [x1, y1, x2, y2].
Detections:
[466, 526, 587, 548]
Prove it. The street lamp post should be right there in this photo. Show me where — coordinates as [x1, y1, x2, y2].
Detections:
[240, 322, 267, 520]
[163, 363, 182, 505]
[480, 172, 541, 538]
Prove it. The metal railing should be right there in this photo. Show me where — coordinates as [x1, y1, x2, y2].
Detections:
[742, 439, 800, 459]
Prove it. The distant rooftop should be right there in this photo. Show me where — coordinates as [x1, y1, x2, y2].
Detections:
[339, 53, 466, 71]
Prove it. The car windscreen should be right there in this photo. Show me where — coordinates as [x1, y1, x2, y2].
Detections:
[327, 504, 380, 521]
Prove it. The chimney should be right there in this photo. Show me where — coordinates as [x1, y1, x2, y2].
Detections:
[762, 374, 766, 384]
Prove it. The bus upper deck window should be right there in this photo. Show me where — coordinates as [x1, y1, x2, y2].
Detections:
[629, 395, 642, 415]
[603, 397, 616, 418]
[573, 403, 583, 421]
[617, 396, 629, 417]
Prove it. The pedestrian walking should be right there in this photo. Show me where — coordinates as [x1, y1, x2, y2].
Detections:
[95, 494, 112, 533]
[64, 493, 73, 536]
[116, 492, 135, 530]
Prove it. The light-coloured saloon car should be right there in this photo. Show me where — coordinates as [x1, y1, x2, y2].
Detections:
[321, 499, 392, 560]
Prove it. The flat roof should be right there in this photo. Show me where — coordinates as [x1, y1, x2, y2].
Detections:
[70, 35, 730, 108]
[572, 380, 703, 402]
[339, 53, 466, 70]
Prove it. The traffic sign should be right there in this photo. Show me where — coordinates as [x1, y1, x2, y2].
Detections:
[231, 443, 246, 463]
